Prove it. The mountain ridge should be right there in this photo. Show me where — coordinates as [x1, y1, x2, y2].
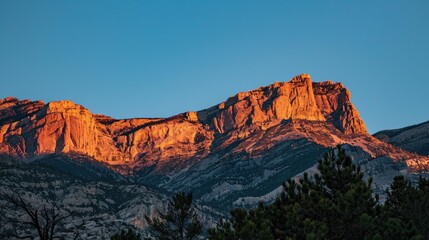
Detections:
[0, 74, 369, 167]
[1, 74, 428, 182]
[374, 120, 429, 156]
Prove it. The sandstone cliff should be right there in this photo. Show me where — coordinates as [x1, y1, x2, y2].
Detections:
[197, 74, 367, 134]
[1, 74, 426, 173]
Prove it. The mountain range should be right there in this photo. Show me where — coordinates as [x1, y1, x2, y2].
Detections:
[1, 74, 428, 238]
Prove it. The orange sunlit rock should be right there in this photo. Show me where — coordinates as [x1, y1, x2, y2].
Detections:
[3, 74, 425, 172]
[197, 74, 366, 134]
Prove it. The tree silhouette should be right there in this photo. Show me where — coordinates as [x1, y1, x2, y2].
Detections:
[146, 192, 201, 240]
[209, 145, 382, 239]
[0, 189, 77, 240]
[383, 175, 429, 239]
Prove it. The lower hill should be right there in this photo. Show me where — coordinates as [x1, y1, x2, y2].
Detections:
[374, 120, 429, 156]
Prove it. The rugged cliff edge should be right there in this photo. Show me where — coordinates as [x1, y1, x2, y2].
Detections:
[1, 74, 428, 176]
[196, 74, 366, 134]
[0, 74, 367, 165]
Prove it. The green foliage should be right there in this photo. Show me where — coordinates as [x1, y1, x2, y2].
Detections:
[111, 228, 141, 240]
[381, 175, 429, 239]
[209, 145, 429, 240]
[208, 205, 273, 240]
[146, 191, 202, 240]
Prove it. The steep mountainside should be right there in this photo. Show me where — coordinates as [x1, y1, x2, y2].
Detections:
[0, 74, 367, 166]
[1, 73, 428, 215]
[374, 120, 429, 156]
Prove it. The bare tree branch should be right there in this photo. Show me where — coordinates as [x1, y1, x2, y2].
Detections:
[0, 188, 75, 240]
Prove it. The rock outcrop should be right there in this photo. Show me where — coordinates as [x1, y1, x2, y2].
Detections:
[197, 74, 366, 134]
[0, 74, 426, 174]
[313, 80, 367, 134]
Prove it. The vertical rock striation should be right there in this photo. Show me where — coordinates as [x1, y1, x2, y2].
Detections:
[0, 74, 374, 169]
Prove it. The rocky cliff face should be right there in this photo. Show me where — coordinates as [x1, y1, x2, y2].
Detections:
[197, 74, 366, 134]
[0, 74, 426, 175]
[0, 98, 125, 163]
[0, 74, 366, 166]
[313, 80, 367, 134]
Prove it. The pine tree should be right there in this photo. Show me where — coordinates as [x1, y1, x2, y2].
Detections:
[383, 175, 429, 239]
[146, 192, 202, 240]
[209, 145, 382, 240]
[208, 205, 273, 240]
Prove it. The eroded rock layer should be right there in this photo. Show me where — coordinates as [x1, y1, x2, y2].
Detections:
[1, 74, 426, 174]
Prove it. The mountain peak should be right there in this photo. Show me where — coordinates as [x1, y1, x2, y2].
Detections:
[198, 74, 366, 134]
[43, 100, 90, 115]
[289, 73, 312, 84]
[0, 96, 19, 103]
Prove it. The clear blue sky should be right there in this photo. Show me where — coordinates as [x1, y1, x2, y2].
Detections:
[1, 1, 428, 133]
